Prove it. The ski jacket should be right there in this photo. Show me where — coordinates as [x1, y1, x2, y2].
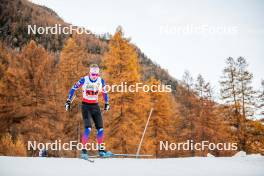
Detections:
[67, 76, 108, 104]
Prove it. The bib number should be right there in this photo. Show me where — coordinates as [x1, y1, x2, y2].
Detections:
[86, 90, 99, 96]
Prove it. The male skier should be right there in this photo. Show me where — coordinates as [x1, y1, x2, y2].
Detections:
[65, 64, 112, 160]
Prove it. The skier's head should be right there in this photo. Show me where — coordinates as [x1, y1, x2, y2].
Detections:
[89, 64, 99, 80]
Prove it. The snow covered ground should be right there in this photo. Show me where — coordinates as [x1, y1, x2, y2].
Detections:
[1, 156, 264, 176]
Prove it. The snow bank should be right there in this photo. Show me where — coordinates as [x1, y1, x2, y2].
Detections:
[0, 156, 264, 176]
[233, 151, 247, 157]
[207, 153, 215, 157]
[233, 151, 263, 158]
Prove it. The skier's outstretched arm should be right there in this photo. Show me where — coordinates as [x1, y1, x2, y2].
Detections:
[65, 77, 85, 111]
[101, 79, 110, 111]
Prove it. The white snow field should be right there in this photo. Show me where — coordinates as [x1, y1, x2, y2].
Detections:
[0, 156, 264, 176]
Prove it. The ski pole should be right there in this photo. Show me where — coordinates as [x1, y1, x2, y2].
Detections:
[136, 108, 153, 158]
[68, 95, 76, 112]
[71, 95, 76, 104]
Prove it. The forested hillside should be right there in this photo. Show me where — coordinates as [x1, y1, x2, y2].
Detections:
[0, 0, 263, 157]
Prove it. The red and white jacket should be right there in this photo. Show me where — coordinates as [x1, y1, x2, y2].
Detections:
[67, 76, 108, 104]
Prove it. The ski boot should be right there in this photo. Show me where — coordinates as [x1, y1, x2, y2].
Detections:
[80, 149, 89, 160]
[98, 149, 113, 157]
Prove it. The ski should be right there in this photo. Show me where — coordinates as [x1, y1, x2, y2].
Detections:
[79, 153, 95, 162]
[80, 158, 95, 163]
[89, 153, 152, 158]
[86, 159, 95, 163]
[111, 153, 152, 157]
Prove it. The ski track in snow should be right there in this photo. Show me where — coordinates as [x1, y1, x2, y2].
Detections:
[0, 156, 264, 176]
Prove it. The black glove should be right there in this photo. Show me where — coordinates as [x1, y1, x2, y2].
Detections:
[104, 103, 110, 111]
[65, 100, 71, 111]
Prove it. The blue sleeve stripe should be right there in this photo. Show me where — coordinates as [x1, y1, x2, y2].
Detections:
[68, 88, 75, 100]
[101, 79, 109, 103]
[103, 92, 108, 103]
